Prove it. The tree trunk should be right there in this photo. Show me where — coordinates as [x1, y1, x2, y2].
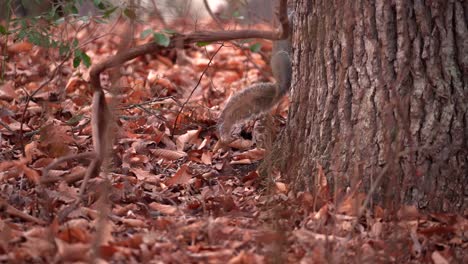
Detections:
[278, 0, 467, 212]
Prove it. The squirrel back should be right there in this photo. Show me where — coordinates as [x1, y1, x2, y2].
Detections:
[218, 43, 292, 143]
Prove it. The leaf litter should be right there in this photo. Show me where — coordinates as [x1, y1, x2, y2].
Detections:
[0, 17, 466, 264]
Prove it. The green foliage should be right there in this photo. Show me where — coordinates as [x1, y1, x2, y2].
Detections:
[153, 33, 170, 47]
[249, 42, 262, 53]
[196, 41, 212, 47]
[140, 29, 172, 47]
[0, 25, 8, 35]
[1, 0, 123, 68]
[73, 49, 91, 68]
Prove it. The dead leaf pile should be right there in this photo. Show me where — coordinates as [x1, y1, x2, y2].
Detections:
[0, 18, 465, 263]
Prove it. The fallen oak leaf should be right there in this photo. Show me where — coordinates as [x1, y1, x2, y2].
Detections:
[57, 226, 91, 243]
[165, 164, 192, 186]
[150, 148, 187, 160]
[275, 182, 288, 194]
[55, 238, 90, 262]
[119, 218, 147, 228]
[230, 159, 253, 165]
[201, 151, 213, 165]
[0, 159, 41, 184]
[0, 81, 16, 101]
[129, 167, 161, 183]
[176, 129, 201, 151]
[149, 202, 178, 215]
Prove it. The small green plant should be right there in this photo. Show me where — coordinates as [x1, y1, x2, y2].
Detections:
[141, 28, 173, 47]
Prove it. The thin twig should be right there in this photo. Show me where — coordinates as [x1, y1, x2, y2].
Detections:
[0, 198, 46, 225]
[172, 43, 224, 134]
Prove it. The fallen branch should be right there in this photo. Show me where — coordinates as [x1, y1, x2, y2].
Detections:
[0, 198, 46, 225]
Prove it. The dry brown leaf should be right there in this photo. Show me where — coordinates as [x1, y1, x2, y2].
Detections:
[165, 164, 192, 186]
[228, 250, 263, 264]
[126, 154, 150, 166]
[19, 162, 41, 184]
[176, 129, 201, 151]
[230, 159, 253, 165]
[8, 42, 33, 53]
[198, 136, 210, 150]
[21, 237, 55, 259]
[294, 229, 346, 243]
[337, 193, 366, 216]
[161, 134, 177, 150]
[24, 141, 45, 163]
[57, 226, 90, 243]
[99, 245, 120, 260]
[201, 151, 213, 165]
[64, 76, 86, 93]
[151, 148, 187, 160]
[431, 251, 449, 264]
[120, 218, 147, 228]
[149, 202, 178, 215]
[130, 167, 160, 183]
[0, 81, 16, 101]
[313, 204, 330, 221]
[397, 205, 420, 220]
[55, 238, 90, 262]
[5, 120, 32, 133]
[370, 221, 383, 238]
[275, 182, 288, 194]
[219, 70, 241, 84]
[39, 124, 74, 158]
[241, 171, 259, 183]
[0, 158, 40, 184]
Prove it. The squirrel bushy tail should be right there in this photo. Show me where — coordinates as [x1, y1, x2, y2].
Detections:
[218, 45, 292, 143]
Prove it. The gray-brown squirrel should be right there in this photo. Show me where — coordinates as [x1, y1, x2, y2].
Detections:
[218, 36, 293, 143]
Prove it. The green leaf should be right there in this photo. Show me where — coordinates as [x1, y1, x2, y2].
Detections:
[77, 50, 91, 67]
[233, 10, 241, 18]
[163, 29, 178, 35]
[140, 29, 153, 39]
[59, 43, 71, 56]
[92, 17, 107, 24]
[103, 6, 118, 18]
[0, 25, 8, 35]
[153, 33, 170, 47]
[81, 52, 91, 67]
[196, 41, 211, 47]
[27, 31, 50, 47]
[17, 29, 27, 41]
[73, 50, 92, 68]
[123, 8, 137, 20]
[73, 56, 81, 68]
[70, 5, 79, 14]
[239, 39, 252, 44]
[249, 43, 262, 53]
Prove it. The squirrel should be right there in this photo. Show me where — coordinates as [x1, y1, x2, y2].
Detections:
[218, 35, 293, 144]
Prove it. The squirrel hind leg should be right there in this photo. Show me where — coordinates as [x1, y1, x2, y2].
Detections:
[218, 83, 279, 143]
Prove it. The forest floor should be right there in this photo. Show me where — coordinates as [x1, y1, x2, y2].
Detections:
[0, 18, 466, 263]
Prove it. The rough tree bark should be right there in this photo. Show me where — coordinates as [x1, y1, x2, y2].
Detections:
[277, 0, 467, 212]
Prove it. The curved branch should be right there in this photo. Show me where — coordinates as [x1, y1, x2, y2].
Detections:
[89, 0, 290, 92]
